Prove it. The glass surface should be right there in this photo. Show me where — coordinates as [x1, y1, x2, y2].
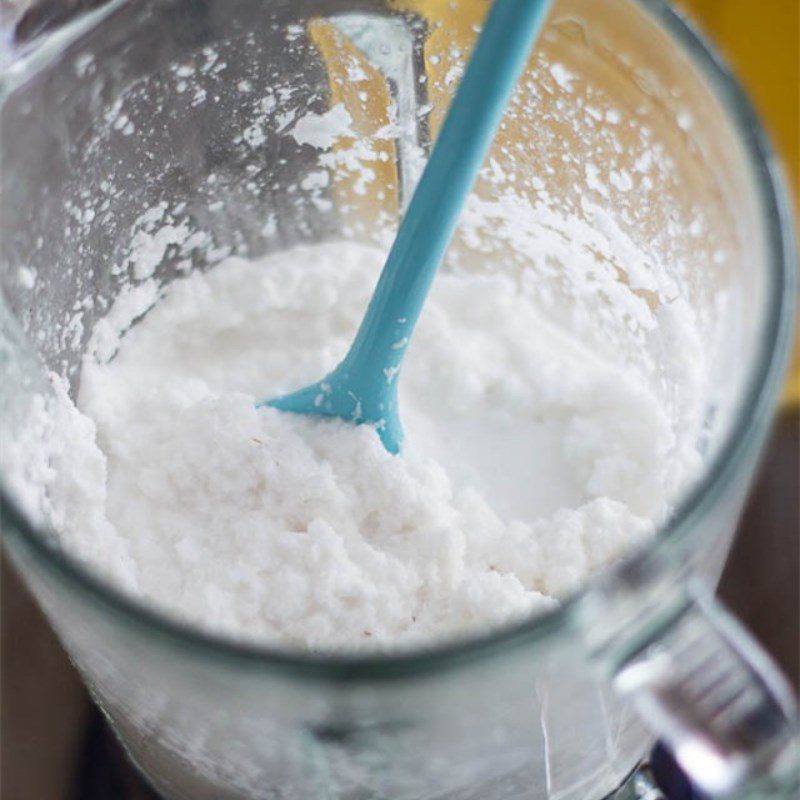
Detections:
[0, 0, 794, 798]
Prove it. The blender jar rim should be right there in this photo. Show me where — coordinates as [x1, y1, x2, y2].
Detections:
[0, 0, 795, 681]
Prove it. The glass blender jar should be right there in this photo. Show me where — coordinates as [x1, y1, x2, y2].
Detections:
[0, 1, 797, 798]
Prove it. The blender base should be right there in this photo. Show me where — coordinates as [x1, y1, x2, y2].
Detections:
[76, 711, 666, 800]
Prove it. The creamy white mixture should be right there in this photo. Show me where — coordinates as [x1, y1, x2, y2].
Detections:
[6, 239, 708, 651]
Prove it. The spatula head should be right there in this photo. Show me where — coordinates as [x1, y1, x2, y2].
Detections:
[262, 365, 403, 454]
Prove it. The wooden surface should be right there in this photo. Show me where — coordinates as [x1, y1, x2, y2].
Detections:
[1, 411, 797, 799]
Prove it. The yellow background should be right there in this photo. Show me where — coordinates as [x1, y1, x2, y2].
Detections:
[680, 0, 799, 403]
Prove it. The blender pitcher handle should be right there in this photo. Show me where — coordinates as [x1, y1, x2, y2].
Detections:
[610, 581, 799, 798]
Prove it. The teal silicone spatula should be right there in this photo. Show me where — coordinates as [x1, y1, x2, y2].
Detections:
[262, 0, 552, 453]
